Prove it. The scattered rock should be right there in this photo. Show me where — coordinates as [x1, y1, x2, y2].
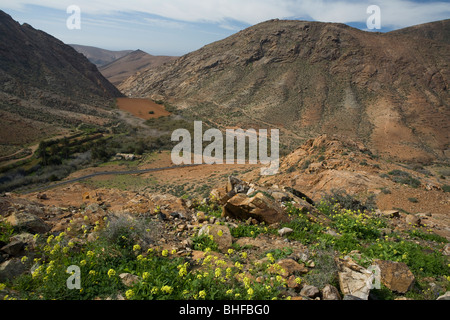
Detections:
[119, 273, 140, 287]
[196, 211, 207, 223]
[374, 260, 415, 293]
[382, 210, 400, 218]
[321, 284, 341, 300]
[443, 244, 450, 256]
[0, 258, 28, 282]
[269, 259, 309, 277]
[198, 224, 232, 252]
[405, 214, 421, 226]
[300, 285, 320, 299]
[286, 275, 302, 289]
[0, 240, 25, 256]
[278, 227, 293, 237]
[6, 212, 50, 234]
[36, 193, 48, 200]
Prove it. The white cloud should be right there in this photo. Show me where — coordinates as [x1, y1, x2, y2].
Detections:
[2, 0, 449, 29]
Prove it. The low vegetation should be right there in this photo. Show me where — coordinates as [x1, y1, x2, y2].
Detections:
[2, 190, 448, 301]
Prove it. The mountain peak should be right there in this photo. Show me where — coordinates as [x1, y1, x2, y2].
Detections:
[120, 19, 449, 164]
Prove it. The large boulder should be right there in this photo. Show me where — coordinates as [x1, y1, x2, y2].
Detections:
[222, 192, 289, 224]
[6, 212, 50, 234]
[0, 258, 28, 282]
[336, 257, 374, 300]
[374, 260, 415, 293]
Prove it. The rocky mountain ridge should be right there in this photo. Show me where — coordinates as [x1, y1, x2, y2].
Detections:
[0, 10, 123, 153]
[120, 19, 450, 163]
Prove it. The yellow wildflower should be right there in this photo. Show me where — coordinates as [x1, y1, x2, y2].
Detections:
[125, 289, 134, 300]
[199, 290, 206, 299]
[161, 285, 173, 294]
[161, 249, 168, 257]
[107, 269, 116, 277]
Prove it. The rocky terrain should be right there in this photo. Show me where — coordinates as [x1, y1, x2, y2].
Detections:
[1, 135, 448, 300]
[120, 19, 450, 163]
[0, 11, 123, 155]
[99, 50, 177, 86]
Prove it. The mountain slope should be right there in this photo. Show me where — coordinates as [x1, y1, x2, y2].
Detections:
[120, 19, 450, 163]
[389, 19, 450, 44]
[0, 10, 123, 153]
[99, 49, 177, 86]
[69, 44, 133, 67]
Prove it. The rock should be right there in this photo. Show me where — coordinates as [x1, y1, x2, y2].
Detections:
[343, 295, 364, 300]
[286, 275, 302, 289]
[196, 211, 207, 223]
[119, 273, 140, 287]
[1, 240, 25, 256]
[222, 192, 289, 225]
[374, 260, 415, 293]
[443, 243, 450, 256]
[270, 191, 292, 203]
[382, 210, 400, 218]
[6, 212, 50, 234]
[0, 258, 28, 282]
[336, 257, 373, 300]
[405, 215, 421, 226]
[227, 176, 249, 194]
[278, 227, 294, 237]
[437, 291, 450, 300]
[36, 193, 48, 200]
[300, 285, 320, 299]
[198, 224, 232, 252]
[269, 259, 309, 277]
[321, 284, 341, 300]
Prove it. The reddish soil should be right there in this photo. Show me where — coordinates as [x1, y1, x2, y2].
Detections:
[116, 98, 170, 120]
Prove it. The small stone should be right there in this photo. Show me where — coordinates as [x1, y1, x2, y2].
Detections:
[321, 284, 341, 300]
[198, 224, 232, 252]
[405, 214, 421, 226]
[382, 210, 400, 218]
[278, 227, 293, 237]
[119, 273, 140, 287]
[300, 285, 320, 299]
[269, 259, 309, 277]
[196, 211, 207, 223]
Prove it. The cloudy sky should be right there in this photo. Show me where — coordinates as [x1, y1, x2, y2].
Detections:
[2, 0, 449, 56]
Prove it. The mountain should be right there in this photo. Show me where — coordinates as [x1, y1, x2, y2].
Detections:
[69, 44, 133, 67]
[119, 19, 450, 164]
[99, 49, 177, 86]
[389, 19, 450, 44]
[0, 11, 123, 153]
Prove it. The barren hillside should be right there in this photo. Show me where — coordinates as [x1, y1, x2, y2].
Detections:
[120, 19, 450, 164]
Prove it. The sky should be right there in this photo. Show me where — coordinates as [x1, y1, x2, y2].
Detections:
[1, 0, 449, 56]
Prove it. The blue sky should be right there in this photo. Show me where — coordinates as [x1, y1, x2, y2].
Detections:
[1, 0, 449, 56]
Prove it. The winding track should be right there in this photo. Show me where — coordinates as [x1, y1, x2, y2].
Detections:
[22, 163, 202, 194]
